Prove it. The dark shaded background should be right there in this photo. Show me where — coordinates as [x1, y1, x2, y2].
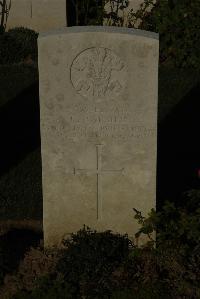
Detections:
[0, 70, 200, 217]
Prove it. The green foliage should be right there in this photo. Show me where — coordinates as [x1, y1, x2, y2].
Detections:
[74, 0, 200, 68]
[0, 32, 19, 63]
[11, 227, 132, 299]
[0, 27, 38, 64]
[128, 0, 200, 68]
[9, 190, 200, 299]
[110, 289, 134, 299]
[103, 0, 129, 26]
[73, 0, 129, 26]
[71, 0, 104, 25]
[133, 189, 200, 255]
[12, 275, 77, 299]
[130, 189, 200, 298]
[111, 285, 172, 299]
[56, 225, 132, 298]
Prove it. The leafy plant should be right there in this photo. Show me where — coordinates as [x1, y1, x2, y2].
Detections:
[0, 27, 38, 64]
[69, 0, 104, 25]
[56, 225, 133, 298]
[12, 275, 76, 299]
[10, 226, 133, 299]
[131, 189, 200, 298]
[69, 0, 129, 26]
[70, 0, 200, 68]
[127, 0, 200, 68]
[104, 0, 129, 26]
[133, 189, 200, 254]
[4, 191, 200, 299]
[0, 246, 62, 299]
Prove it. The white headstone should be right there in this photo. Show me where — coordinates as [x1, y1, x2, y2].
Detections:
[6, 0, 32, 30]
[6, 0, 66, 32]
[38, 26, 159, 247]
[31, 0, 66, 32]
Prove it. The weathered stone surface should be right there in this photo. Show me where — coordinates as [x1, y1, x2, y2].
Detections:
[6, 0, 32, 30]
[6, 0, 66, 32]
[31, 0, 66, 32]
[38, 26, 159, 247]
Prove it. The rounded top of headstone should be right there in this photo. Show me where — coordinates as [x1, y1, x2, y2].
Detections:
[39, 26, 159, 40]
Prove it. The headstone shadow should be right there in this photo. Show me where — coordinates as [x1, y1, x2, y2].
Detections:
[157, 82, 200, 208]
[0, 81, 40, 176]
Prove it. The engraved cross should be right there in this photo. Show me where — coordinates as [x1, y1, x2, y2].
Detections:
[73, 144, 124, 220]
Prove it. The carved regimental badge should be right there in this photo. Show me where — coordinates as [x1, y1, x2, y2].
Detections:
[70, 47, 127, 100]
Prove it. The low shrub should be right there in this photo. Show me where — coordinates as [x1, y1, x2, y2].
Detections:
[13, 274, 79, 299]
[0, 27, 38, 64]
[0, 229, 42, 289]
[9, 227, 133, 299]
[134, 189, 200, 255]
[128, 0, 200, 68]
[2, 190, 200, 299]
[0, 246, 61, 299]
[77, 0, 104, 25]
[56, 226, 133, 298]
[130, 189, 200, 298]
